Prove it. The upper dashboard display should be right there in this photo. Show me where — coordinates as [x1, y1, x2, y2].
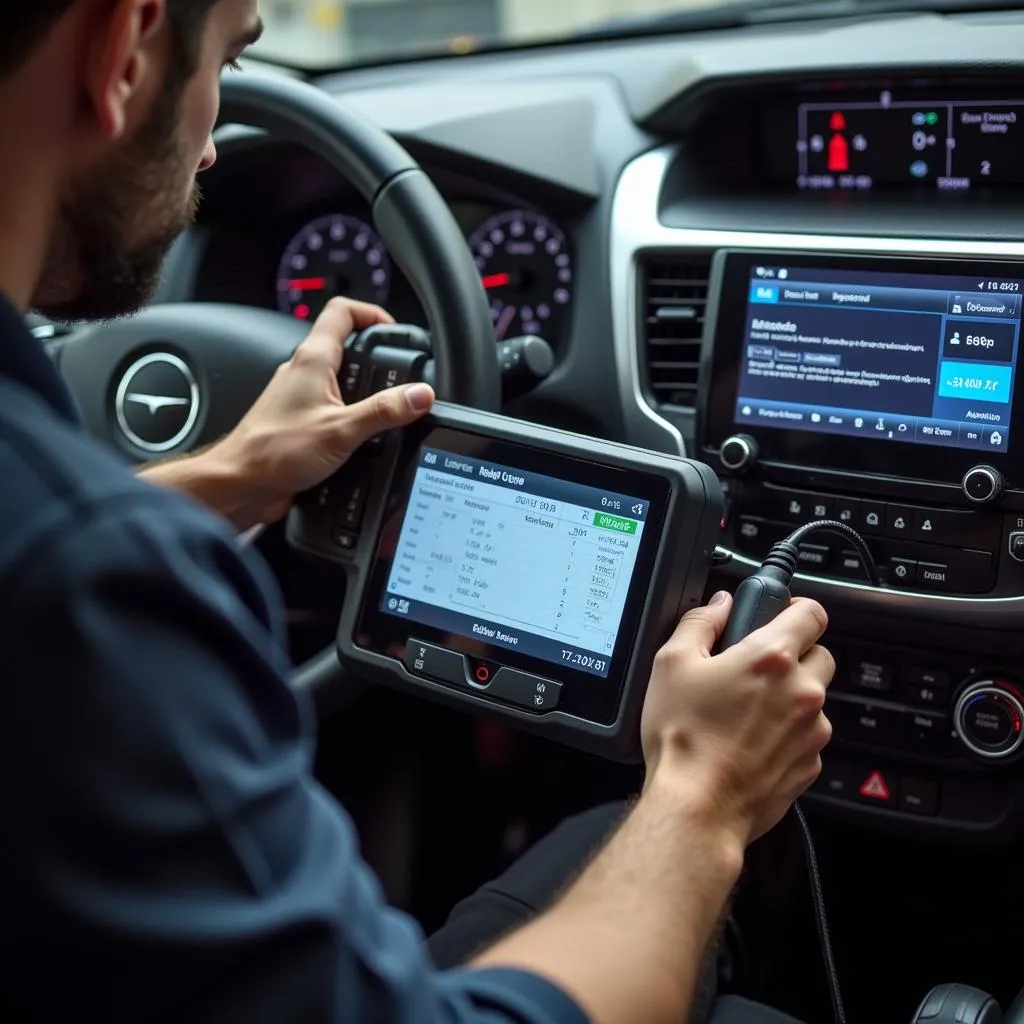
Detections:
[766, 89, 1024, 193]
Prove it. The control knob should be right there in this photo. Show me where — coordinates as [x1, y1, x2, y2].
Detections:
[954, 679, 1024, 760]
[961, 465, 1004, 504]
[719, 434, 759, 473]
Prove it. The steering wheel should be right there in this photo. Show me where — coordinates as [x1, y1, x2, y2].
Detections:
[54, 72, 502, 696]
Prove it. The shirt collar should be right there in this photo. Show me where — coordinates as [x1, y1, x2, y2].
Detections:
[0, 292, 81, 425]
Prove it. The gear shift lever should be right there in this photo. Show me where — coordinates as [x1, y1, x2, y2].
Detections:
[911, 984, 1001, 1024]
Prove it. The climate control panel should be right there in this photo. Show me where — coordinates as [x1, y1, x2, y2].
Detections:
[809, 635, 1024, 836]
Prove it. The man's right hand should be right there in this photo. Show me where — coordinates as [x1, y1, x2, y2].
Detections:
[641, 590, 835, 846]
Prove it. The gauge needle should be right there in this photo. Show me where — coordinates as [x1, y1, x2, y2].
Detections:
[288, 277, 327, 290]
[482, 272, 511, 289]
[495, 305, 517, 340]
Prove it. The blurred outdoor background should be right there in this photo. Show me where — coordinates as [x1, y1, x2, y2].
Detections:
[255, 0, 718, 66]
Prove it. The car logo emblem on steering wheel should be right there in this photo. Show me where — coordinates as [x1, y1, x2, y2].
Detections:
[114, 352, 199, 453]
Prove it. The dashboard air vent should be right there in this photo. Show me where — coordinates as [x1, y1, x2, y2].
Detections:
[641, 255, 711, 408]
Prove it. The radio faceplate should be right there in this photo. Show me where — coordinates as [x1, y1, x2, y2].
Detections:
[700, 249, 1024, 601]
[701, 249, 1024, 486]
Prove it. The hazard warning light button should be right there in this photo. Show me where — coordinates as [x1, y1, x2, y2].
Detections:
[857, 769, 895, 806]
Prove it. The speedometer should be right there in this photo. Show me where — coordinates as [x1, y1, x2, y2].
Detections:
[467, 210, 572, 342]
[276, 214, 390, 321]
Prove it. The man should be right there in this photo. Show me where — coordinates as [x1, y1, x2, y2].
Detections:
[0, 2, 835, 1022]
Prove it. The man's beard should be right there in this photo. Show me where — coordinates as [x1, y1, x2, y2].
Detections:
[33, 87, 201, 323]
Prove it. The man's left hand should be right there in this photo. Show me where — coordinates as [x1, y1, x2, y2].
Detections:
[139, 298, 435, 531]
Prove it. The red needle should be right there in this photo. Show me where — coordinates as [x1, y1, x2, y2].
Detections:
[288, 277, 327, 290]
[481, 272, 511, 289]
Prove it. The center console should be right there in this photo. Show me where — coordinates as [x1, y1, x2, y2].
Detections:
[700, 249, 1024, 838]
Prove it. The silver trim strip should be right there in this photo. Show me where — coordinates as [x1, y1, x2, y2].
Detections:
[609, 143, 1024, 609]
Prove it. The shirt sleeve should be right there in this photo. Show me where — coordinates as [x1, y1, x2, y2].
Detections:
[0, 492, 589, 1024]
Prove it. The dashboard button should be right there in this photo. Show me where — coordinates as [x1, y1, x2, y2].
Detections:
[900, 777, 939, 816]
[888, 557, 917, 585]
[806, 495, 833, 521]
[797, 542, 830, 571]
[901, 683, 950, 710]
[904, 710, 954, 754]
[848, 657, 893, 695]
[910, 508, 942, 542]
[860, 501, 886, 535]
[916, 562, 950, 589]
[836, 548, 870, 580]
[885, 505, 913, 538]
[832, 497, 860, 527]
[735, 517, 787, 556]
[856, 767, 895, 807]
[403, 639, 468, 687]
[765, 489, 809, 523]
[906, 666, 951, 691]
[813, 759, 853, 799]
[488, 667, 562, 711]
[830, 697, 901, 742]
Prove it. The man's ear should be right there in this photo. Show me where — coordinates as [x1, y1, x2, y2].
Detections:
[84, 0, 167, 140]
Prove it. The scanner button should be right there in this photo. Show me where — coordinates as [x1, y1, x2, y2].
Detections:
[403, 639, 468, 687]
[489, 667, 563, 711]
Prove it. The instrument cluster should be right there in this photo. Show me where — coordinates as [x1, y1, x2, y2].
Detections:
[275, 205, 573, 346]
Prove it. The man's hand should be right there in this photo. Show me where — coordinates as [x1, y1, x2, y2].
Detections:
[140, 298, 435, 530]
[641, 591, 835, 846]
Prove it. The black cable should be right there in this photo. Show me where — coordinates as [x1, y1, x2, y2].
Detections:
[792, 802, 847, 1024]
[767, 519, 881, 587]
[720, 519, 881, 1024]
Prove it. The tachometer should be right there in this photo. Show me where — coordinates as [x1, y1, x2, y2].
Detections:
[276, 214, 390, 321]
[467, 210, 572, 342]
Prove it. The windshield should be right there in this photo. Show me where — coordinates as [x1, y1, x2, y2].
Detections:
[252, 0, 738, 68]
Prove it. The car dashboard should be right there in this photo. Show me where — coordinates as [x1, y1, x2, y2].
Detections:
[157, 6, 1024, 846]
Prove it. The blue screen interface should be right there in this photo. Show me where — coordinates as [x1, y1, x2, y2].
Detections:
[735, 265, 1024, 452]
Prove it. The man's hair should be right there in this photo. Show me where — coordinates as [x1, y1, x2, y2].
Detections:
[0, 0, 221, 82]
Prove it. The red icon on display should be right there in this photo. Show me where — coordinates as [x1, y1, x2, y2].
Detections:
[828, 135, 849, 172]
[827, 111, 850, 172]
[859, 769, 891, 801]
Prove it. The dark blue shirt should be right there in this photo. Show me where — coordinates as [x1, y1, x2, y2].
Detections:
[0, 294, 587, 1024]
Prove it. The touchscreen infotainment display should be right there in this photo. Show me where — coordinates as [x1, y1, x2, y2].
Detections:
[734, 264, 1023, 453]
[379, 446, 650, 679]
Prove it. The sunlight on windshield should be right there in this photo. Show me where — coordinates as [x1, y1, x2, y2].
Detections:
[254, 0, 720, 67]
